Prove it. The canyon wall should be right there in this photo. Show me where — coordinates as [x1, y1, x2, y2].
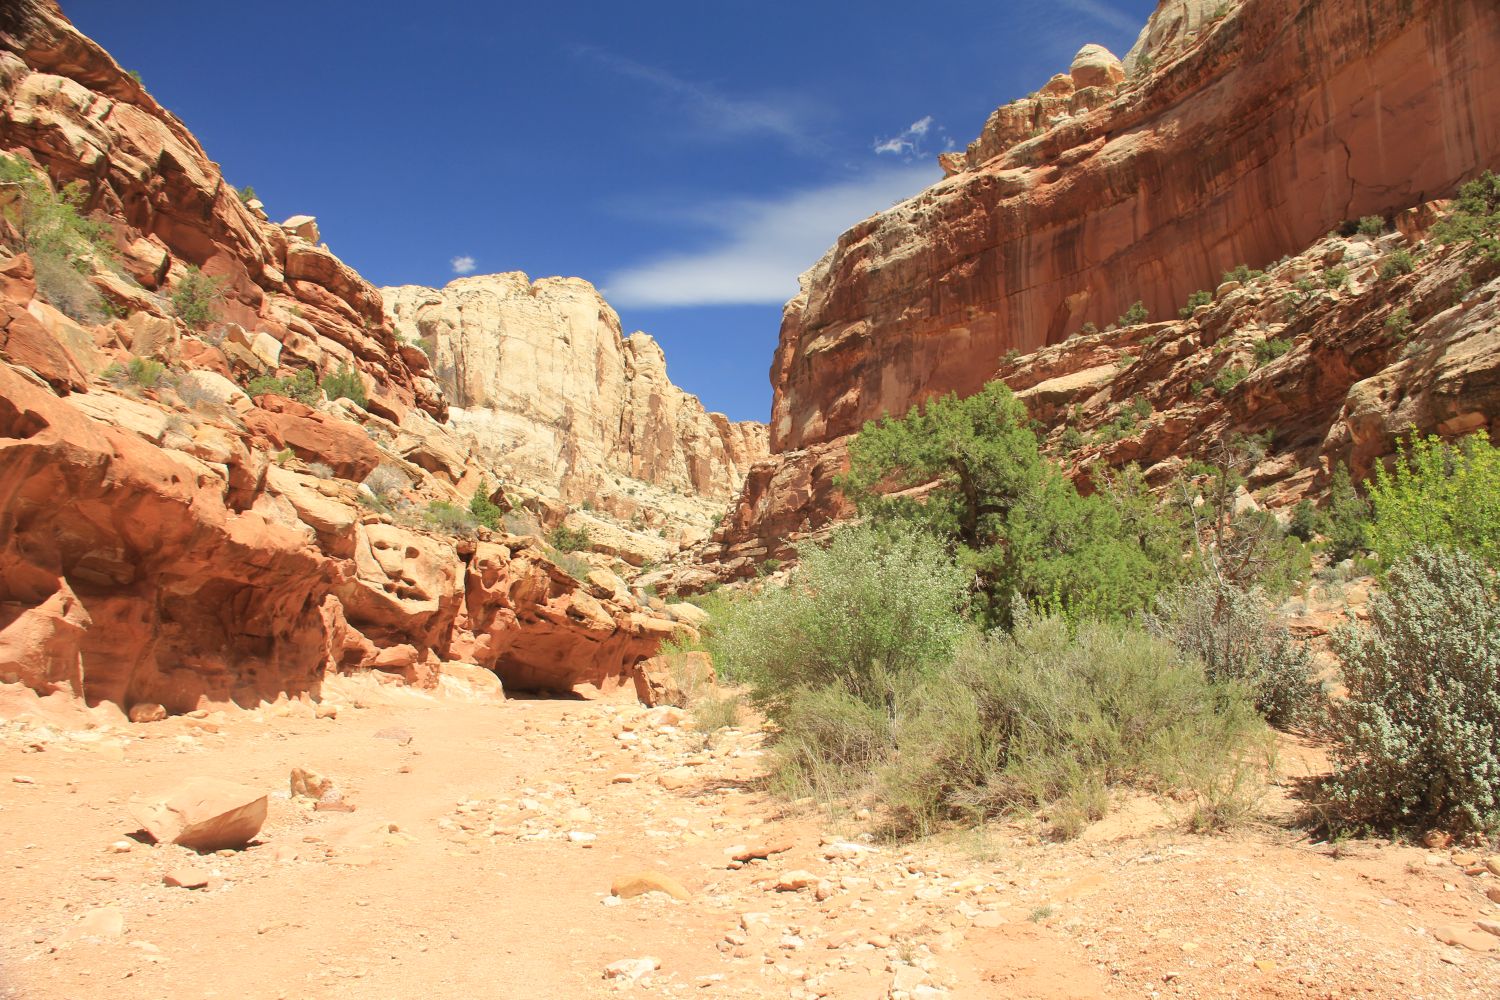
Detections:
[689, 0, 1500, 580]
[0, 2, 699, 711]
[383, 275, 767, 525]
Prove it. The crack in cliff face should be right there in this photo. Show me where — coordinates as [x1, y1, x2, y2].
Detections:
[1336, 131, 1358, 223]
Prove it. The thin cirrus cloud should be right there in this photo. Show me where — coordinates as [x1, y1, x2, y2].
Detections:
[573, 45, 819, 152]
[604, 164, 940, 309]
[450, 255, 477, 276]
[1055, 0, 1143, 36]
[873, 115, 940, 157]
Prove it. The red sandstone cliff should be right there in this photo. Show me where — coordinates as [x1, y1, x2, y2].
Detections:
[0, 3, 702, 712]
[685, 0, 1500, 583]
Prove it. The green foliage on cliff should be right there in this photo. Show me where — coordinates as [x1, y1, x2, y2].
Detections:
[839, 380, 1189, 626]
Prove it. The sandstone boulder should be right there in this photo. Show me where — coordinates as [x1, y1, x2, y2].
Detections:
[1069, 44, 1124, 89]
[128, 778, 268, 851]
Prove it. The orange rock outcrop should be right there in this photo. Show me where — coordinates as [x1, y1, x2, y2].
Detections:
[696, 0, 1500, 579]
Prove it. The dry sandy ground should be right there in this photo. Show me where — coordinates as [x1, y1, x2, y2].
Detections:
[0, 677, 1496, 1000]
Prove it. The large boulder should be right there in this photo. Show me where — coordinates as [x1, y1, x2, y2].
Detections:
[128, 778, 268, 851]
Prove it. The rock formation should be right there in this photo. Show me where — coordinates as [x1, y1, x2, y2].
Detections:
[383, 275, 767, 535]
[0, 2, 706, 709]
[690, 0, 1500, 582]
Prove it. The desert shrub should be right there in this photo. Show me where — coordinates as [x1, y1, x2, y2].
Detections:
[1145, 578, 1320, 727]
[246, 368, 320, 404]
[235, 184, 256, 204]
[1222, 264, 1264, 285]
[1179, 289, 1213, 317]
[841, 380, 1189, 627]
[1117, 300, 1149, 326]
[1357, 215, 1386, 237]
[1181, 437, 1310, 596]
[0, 156, 114, 320]
[549, 522, 592, 553]
[1432, 170, 1500, 260]
[1212, 365, 1249, 394]
[720, 525, 970, 719]
[363, 463, 409, 500]
[468, 476, 507, 530]
[320, 363, 367, 407]
[1325, 548, 1500, 834]
[170, 265, 223, 327]
[30, 252, 105, 322]
[690, 692, 744, 737]
[1364, 431, 1500, 569]
[502, 510, 541, 537]
[879, 612, 1263, 838]
[1378, 249, 1415, 279]
[305, 461, 335, 479]
[552, 550, 591, 581]
[1384, 306, 1413, 340]
[423, 500, 476, 534]
[768, 685, 897, 802]
[1253, 338, 1292, 366]
[1323, 265, 1349, 290]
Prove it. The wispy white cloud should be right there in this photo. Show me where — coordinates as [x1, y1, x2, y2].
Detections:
[1056, 0, 1142, 36]
[450, 255, 477, 275]
[873, 115, 943, 158]
[604, 165, 939, 308]
[574, 46, 818, 151]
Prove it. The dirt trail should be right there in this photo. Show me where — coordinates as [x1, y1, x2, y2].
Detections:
[0, 680, 1495, 999]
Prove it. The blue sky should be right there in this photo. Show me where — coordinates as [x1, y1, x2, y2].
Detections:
[64, 0, 1155, 422]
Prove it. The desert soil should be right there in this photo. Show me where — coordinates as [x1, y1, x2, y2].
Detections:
[1, 677, 1496, 1000]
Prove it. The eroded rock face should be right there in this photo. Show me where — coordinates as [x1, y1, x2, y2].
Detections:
[691, 0, 1500, 580]
[768, 0, 1500, 454]
[382, 275, 768, 515]
[0, 3, 445, 419]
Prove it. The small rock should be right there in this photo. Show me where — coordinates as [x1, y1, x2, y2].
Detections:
[314, 800, 357, 813]
[774, 870, 819, 892]
[568, 831, 597, 844]
[12, 775, 35, 784]
[612, 872, 691, 901]
[163, 866, 211, 890]
[891, 965, 928, 991]
[128, 703, 167, 724]
[603, 956, 660, 981]
[315, 703, 339, 720]
[1423, 830, 1453, 849]
[610, 773, 639, 784]
[1485, 856, 1500, 877]
[1432, 924, 1499, 952]
[1486, 885, 1500, 904]
[727, 840, 794, 864]
[290, 767, 334, 801]
[109, 840, 133, 854]
[1476, 920, 1500, 938]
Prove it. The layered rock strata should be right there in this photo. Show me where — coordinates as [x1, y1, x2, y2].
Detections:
[0, 3, 696, 708]
[383, 274, 767, 538]
[694, 0, 1500, 581]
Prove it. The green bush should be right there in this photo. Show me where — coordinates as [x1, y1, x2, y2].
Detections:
[548, 522, 593, 553]
[1145, 578, 1320, 728]
[0, 156, 115, 321]
[1212, 365, 1249, 394]
[1378, 249, 1415, 279]
[1117, 300, 1150, 326]
[320, 362, 367, 407]
[1179, 289, 1213, 317]
[1326, 548, 1500, 834]
[235, 184, 256, 205]
[1323, 265, 1350, 290]
[722, 525, 970, 719]
[170, 265, 224, 327]
[468, 477, 507, 530]
[841, 381, 1189, 626]
[423, 500, 477, 534]
[1322, 463, 1370, 562]
[1222, 264, 1265, 285]
[103, 357, 168, 390]
[878, 613, 1263, 838]
[1432, 170, 1500, 260]
[1365, 431, 1500, 569]
[1384, 306, 1413, 340]
[246, 368, 320, 405]
[1357, 215, 1386, 237]
[1253, 338, 1292, 366]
